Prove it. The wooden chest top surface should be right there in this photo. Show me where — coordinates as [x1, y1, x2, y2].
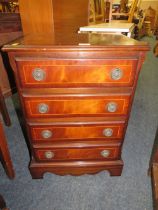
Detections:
[2, 32, 149, 51]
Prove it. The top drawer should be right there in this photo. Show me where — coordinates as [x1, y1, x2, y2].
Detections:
[16, 59, 137, 88]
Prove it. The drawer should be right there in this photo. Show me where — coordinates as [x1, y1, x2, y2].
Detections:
[23, 95, 130, 118]
[16, 59, 137, 87]
[34, 146, 120, 161]
[29, 122, 125, 141]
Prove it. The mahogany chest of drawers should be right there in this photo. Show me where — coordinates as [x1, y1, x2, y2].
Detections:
[3, 32, 149, 178]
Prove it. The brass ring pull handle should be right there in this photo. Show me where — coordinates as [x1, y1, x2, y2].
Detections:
[32, 68, 46, 81]
[38, 103, 49, 114]
[103, 128, 113, 137]
[100, 150, 110, 158]
[111, 68, 123, 80]
[107, 102, 117, 113]
[41, 130, 53, 139]
[44, 151, 54, 159]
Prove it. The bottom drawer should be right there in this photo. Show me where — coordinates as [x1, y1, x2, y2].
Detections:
[34, 146, 120, 161]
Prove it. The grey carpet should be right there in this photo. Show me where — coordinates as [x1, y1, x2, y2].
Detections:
[0, 36, 158, 210]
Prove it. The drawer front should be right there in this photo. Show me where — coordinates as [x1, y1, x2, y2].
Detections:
[23, 95, 130, 118]
[34, 146, 120, 161]
[29, 123, 125, 141]
[16, 59, 137, 87]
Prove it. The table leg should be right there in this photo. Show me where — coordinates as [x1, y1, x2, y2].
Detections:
[0, 122, 15, 179]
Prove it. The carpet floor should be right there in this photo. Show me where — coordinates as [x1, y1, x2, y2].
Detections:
[0, 36, 158, 210]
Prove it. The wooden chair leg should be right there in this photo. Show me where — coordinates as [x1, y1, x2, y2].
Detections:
[0, 194, 9, 210]
[153, 43, 158, 57]
[151, 163, 158, 210]
[0, 88, 11, 126]
[0, 122, 14, 179]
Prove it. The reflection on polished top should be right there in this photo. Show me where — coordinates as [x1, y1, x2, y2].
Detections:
[3, 31, 149, 51]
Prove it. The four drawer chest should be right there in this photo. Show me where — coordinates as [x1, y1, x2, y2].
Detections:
[3, 32, 149, 178]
